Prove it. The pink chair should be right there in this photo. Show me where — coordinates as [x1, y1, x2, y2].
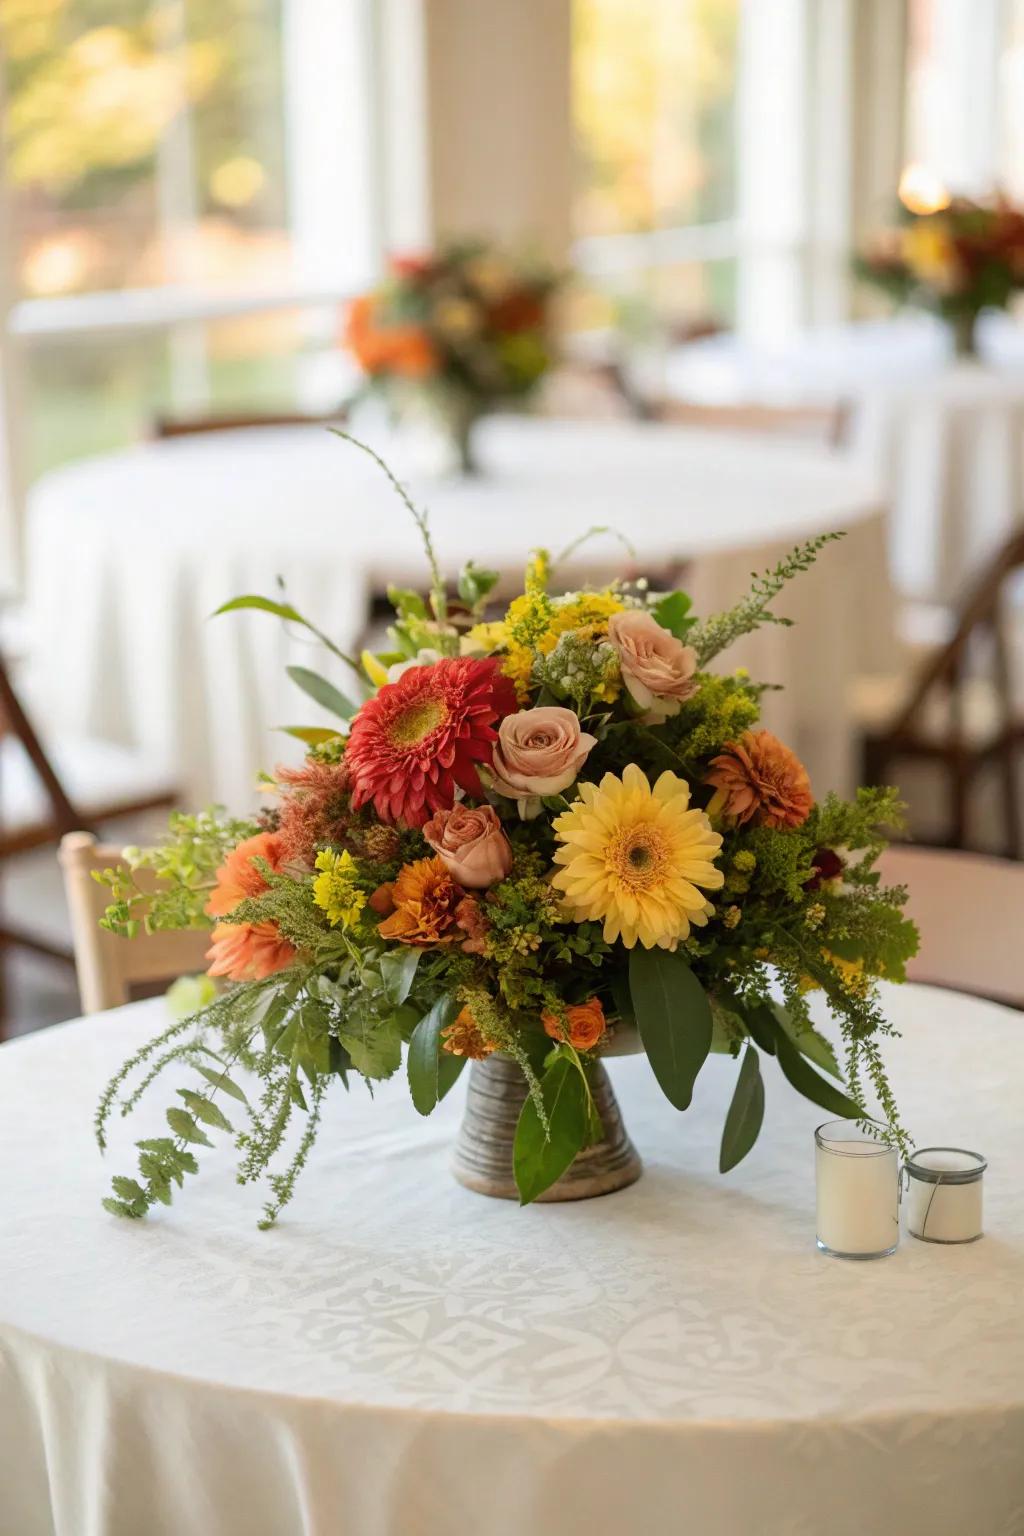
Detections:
[877, 845, 1024, 1008]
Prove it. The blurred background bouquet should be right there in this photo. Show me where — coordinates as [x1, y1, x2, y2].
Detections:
[344, 242, 561, 472]
[856, 193, 1024, 357]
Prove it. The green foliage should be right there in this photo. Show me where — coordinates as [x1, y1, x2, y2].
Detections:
[286, 665, 358, 721]
[628, 947, 712, 1111]
[407, 995, 463, 1115]
[513, 1055, 589, 1204]
[651, 589, 695, 640]
[662, 671, 762, 766]
[97, 807, 260, 937]
[690, 534, 844, 665]
[719, 1044, 764, 1172]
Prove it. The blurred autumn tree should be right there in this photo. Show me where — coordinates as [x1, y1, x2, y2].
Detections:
[1, 0, 287, 292]
[573, 0, 738, 237]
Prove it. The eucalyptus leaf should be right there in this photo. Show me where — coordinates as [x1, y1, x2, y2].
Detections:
[773, 1025, 860, 1117]
[407, 995, 462, 1115]
[628, 947, 712, 1110]
[286, 665, 357, 721]
[513, 1057, 588, 1205]
[719, 1044, 765, 1172]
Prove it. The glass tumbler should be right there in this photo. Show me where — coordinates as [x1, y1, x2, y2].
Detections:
[815, 1119, 900, 1259]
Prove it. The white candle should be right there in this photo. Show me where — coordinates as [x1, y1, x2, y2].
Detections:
[815, 1121, 899, 1258]
[905, 1148, 986, 1244]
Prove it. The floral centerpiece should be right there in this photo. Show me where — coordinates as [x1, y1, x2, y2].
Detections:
[344, 241, 560, 473]
[96, 436, 917, 1225]
[856, 194, 1024, 357]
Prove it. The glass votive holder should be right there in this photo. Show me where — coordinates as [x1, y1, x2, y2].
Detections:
[815, 1119, 900, 1259]
[904, 1147, 987, 1244]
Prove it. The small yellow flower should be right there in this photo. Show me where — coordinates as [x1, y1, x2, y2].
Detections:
[723, 905, 742, 930]
[462, 620, 508, 656]
[551, 764, 724, 949]
[312, 848, 366, 930]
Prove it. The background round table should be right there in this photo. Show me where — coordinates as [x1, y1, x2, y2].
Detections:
[1, 983, 1021, 1536]
[24, 414, 892, 809]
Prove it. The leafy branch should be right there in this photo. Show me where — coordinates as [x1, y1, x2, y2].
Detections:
[690, 532, 844, 666]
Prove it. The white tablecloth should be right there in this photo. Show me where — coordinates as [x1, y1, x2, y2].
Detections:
[850, 363, 1024, 605]
[1, 983, 1022, 1536]
[25, 416, 890, 809]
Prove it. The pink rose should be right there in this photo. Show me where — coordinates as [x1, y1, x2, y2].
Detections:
[489, 707, 597, 806]
[607, 610, 698, 720]
[422, 804, 513, 889]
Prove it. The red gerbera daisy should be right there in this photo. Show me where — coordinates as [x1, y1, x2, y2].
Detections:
[346, 656, 516, 827]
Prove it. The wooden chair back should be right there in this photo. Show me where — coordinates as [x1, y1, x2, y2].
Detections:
[863, 531, 1024, 857]
[877, 844, 1024, 1008]
[59, 832, 211, 1014]
[152, 408, 348, 440]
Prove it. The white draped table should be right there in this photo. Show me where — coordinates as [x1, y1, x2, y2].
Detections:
[25, 416, 891, 809]
[2, 983, 1022, 1536]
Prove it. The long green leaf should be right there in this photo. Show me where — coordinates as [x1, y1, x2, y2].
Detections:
[166, 1106, 213, 1148]
[513, 1057, 588, 1205]
[286, 665, 357, 721]
[719, 1044, 765, 1172]
[213, 594, 306, 623]
[775, 1006, 840, 1079]
[407, 995, 462, 1115]
[773, 1025, 860, 1117]
[177, 1088, 233, 1134]
[628, 947, 712, 1110]
[193, 1064, 249, 1105]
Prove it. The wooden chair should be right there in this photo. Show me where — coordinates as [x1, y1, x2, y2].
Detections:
[653, 397, 850, 447]
[877, 845, 1024, 1008]
[152, 408, 348, 440]
[59, 832, 211, 1014]
[0, 652, 180, 1029]
[862, 531, 1024, 860]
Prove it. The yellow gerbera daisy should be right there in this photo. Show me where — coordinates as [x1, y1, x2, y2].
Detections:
[551, 764, 724, 950]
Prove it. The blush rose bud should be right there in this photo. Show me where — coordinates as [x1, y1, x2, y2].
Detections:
[607, 610, 699, 722]
[488, 707, 597, 818]
[422, 804, 514, 889]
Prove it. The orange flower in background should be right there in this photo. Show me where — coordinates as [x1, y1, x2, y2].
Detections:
[542, 998, 607, 1052]
[441, 1006, 497, 1060]
[706, 730, 813, 830]
[345, 295, 438, 379]
[376, 857, 465, 946]
[205, 832, 296, 982]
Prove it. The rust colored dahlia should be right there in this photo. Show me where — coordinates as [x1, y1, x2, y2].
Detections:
[346, 657, 516, 827]
[376, 857, 466, 946]
[205, 832, 296, 982]
[441, 1007, 496, 1060]
[274, 758, 352, 864]
[706, 729, 813, 830]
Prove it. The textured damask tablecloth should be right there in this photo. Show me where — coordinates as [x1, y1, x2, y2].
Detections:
[2, 983, 1022, 1536]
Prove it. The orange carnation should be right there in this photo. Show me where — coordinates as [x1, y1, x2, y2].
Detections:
[205, 832, 296, 982]
[441, 1006, 496, 1060]
[376, 857, 465, 946]
[542, 998, 607, 1052]
[706, 729, 813, 829]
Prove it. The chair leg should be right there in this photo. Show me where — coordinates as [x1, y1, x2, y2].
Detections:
[1000, 741, 1023, 862]
[947, 751, 972, 850]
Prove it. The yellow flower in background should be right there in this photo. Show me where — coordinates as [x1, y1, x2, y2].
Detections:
[501, 587, 625, 701]
[461, 620, 508, 656]
[312, 849, 366, 930]
[432, 296, 482, 339]
[551, 764, 724, 949]
[902, 219, 960, 290]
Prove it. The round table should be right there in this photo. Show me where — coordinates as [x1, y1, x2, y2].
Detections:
[24, 415, 891, 809]
[1, 983, 1021, 1536]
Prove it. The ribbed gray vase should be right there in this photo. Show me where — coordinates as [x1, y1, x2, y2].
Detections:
[452, 1051, 642, 1202]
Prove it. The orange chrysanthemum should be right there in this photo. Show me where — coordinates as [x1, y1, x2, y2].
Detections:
[542, 998, 607, 1052]
[441, 1006, 497, 1060]
[205, 832, 296, 982]
[346, 656, 517, 827]
[376, 857, 465, 947]
[706, 729, 813, 829]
